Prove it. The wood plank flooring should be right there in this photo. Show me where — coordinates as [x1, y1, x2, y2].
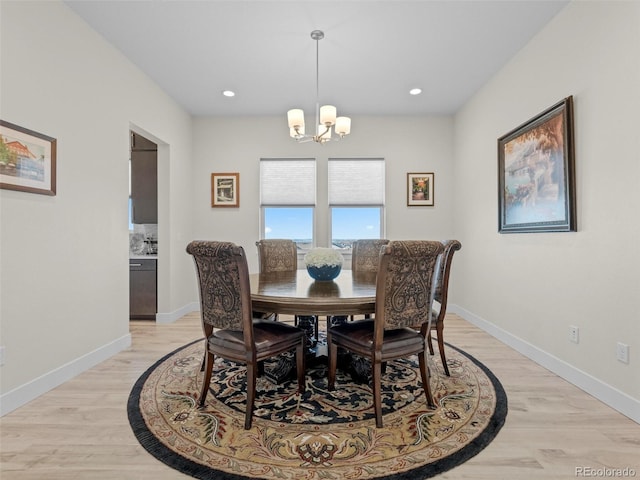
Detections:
[1, 313, 638, 479]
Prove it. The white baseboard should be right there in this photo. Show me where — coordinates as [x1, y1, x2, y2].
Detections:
[450, 304, 640, 425]
[155, 302, 199, 324]
[0, 333, 131, 417]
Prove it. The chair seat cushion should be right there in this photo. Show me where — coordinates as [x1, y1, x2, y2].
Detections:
[329, 319, 424, 358]
[210, 320, 304, 356]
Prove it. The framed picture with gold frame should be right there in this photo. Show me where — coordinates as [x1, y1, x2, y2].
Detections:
[211, 172, 239, 207]
[407, 172, 434, 206]
[0, 120, 56, 196]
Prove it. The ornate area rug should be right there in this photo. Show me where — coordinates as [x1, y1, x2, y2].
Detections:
[128, 339, 507, 480]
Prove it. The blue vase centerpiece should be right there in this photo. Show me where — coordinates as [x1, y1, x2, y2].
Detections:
[304, 248, 344, 282]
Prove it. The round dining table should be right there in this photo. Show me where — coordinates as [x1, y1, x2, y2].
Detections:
[249, 269, 377, 383]
[249, 269, 377, 317]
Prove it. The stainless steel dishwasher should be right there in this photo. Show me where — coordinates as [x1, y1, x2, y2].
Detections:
[129, 258, 157, 319]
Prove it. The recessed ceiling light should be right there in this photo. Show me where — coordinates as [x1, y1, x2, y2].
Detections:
[409, 88, 422, 96]
[222, 90, 235, 97]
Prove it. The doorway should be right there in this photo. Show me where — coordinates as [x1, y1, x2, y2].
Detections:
[129, 131, 158, 319]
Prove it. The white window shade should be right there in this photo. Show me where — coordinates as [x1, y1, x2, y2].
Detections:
[260, 158, 316, 206]
[328, 158, 385, 206]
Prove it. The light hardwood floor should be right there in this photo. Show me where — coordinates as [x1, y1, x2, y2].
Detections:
[1, 313, 638, 479]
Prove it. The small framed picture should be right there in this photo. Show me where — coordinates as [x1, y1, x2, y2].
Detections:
[211, 172, 239, 207]
[407, 172, 434, 206]
[1, 120, 56, 196]
[498, 96, 576, 233]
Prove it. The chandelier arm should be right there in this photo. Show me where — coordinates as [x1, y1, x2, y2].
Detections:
[314, 125, 331, 143]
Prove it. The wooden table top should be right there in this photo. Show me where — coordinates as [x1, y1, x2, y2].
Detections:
[249, 269, 377, 316]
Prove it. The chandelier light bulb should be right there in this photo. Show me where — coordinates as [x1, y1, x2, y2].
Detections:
[320, 105, 337, 126]
[335, 117, 351, 136]
[287, 109, 305, 128]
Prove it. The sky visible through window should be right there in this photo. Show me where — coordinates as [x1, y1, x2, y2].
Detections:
[265, 207, 380, 247]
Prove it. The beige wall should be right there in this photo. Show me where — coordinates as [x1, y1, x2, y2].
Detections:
[0, 1, 194, 412]
[452, 0, 640, 416]
[191, 115, 455, 272]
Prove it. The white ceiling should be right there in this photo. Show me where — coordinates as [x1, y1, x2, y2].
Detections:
[65, 0, 568, 117]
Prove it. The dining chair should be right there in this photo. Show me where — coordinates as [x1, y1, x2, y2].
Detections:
[254, 239, 299, 322]
[427, 239, 462, 376]
[327, 240, 444, 428]
[256, 239, 319, 341]
[256, 239, 298, 273]
[351, 239, 390, 273]
[187, 240, 306, 430]
[349, 239, 390, 321]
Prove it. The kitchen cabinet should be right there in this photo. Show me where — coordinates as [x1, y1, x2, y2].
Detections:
[130, 258, 157, 319]
[130, 133, 157, 224]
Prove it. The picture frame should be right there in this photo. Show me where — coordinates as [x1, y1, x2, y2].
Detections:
[498, 96, 576, 233]
[407, 172, 434, 206]
[211, 172, 239, 207]
[0, 120, 57, 196]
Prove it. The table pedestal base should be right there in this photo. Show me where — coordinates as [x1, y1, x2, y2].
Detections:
[263, 315, 350, 384]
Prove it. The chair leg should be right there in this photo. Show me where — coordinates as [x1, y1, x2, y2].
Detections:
[418, 351, 436, 409]
[427, 331, 435, 355]
[245, 363, 257, 430]
[198, 351, 214, 407]
[327, 334, 337, 391]
[372, 359, 383, 428]
[436, 324, 449, 376]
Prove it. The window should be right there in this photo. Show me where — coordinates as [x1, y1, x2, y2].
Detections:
[328, 158, 385, 249]
[260, 158, 316, 249]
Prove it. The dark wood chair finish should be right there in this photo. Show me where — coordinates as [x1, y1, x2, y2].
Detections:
[187, 241, 306, 430]
[427, 239, 462, 376]
[327, 240, 444, 428]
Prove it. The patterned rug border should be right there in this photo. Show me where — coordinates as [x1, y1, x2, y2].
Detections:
[128, 339, 508, 480]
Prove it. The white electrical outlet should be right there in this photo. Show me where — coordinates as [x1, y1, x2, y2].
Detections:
[0, 346, 5, 366]
[616, 342, 629, 364]
[569, 325, 579, 344]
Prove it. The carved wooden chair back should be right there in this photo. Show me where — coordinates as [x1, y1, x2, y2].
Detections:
[188, 241, 251, 338]
[351, 239, 390, 273]
[375, 241, 443, 337]
[256, 239, 297, 273]
[347, 239, 389, 321]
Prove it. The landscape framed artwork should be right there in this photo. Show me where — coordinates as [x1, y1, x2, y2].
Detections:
[211, 172, 239, 207]
[407, 172, 434, 206]
[0, 120, 57, 196]
[498, 96, 576, 233]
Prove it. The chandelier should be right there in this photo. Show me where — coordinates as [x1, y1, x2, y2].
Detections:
[287, 30, 351, 144]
